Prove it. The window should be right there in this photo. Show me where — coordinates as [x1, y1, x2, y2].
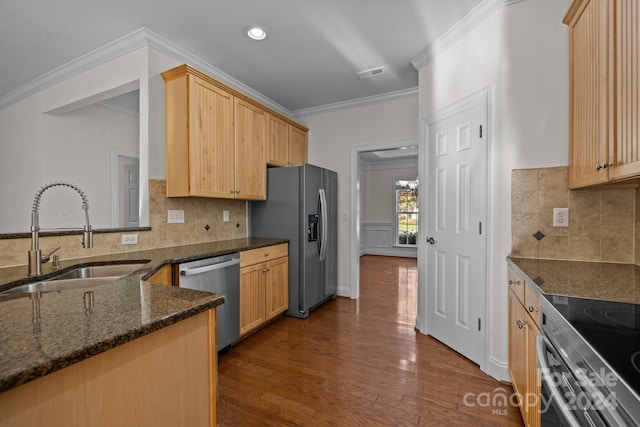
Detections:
[395, 178, 418, 246]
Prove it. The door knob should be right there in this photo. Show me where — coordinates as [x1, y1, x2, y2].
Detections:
[426, 237, 436, 245]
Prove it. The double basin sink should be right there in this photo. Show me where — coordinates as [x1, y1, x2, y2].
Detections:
[1, 263, 145, 295]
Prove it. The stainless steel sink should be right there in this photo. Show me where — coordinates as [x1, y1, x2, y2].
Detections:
[1, 263, 145, 295]
[49, 264, 144, 281]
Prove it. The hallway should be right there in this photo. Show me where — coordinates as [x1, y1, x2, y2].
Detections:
[217, 255, 522, 426]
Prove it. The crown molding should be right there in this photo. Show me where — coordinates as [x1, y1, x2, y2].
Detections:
[292, 86, 418, 117]
[0, 29, 150, 111]
[0, 27, 293, 118]
[411, 0, 526, 70]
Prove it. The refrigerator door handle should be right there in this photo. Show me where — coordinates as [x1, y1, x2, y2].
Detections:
[318, 188, 328, 262]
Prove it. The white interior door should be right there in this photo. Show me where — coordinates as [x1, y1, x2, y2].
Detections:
[425, 98, 487, 364]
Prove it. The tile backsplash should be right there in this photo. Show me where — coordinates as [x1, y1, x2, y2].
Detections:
[0, 179, 247, 268]
[511, 166, 639, 264]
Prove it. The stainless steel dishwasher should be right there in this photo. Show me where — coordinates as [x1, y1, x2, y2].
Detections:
[178, 253, 240, 351]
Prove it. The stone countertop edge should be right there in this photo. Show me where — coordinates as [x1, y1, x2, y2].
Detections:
[0, 237, 287, 394]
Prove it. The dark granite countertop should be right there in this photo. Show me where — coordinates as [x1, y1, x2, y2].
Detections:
[0, 237, 286, 393]
[507, 257, 640, 305]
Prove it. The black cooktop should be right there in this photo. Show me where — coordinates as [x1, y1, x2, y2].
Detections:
[547, 296, 640, 397]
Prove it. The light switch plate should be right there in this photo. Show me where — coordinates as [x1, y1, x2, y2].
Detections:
[553, 208, 569, 227]
[223, 210, 230, 222]
[167, 210, 185, 224]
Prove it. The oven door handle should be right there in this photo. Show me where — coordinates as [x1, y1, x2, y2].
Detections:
[537, 334, 582, 427]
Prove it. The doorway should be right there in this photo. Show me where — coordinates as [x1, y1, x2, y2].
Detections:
[349, 140, 418, 311]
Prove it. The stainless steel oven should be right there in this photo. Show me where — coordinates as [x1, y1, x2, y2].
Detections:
[539, 295, 640, 426]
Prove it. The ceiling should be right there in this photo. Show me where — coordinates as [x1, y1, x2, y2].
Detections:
[1, 0, 482, 113]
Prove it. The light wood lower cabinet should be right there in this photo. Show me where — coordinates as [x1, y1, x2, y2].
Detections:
[239, 244, 289, 336]
[0, 309, 217, 427]
[507, 266, 540, 427]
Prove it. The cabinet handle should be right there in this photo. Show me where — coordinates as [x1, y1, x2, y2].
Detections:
[528, 305, 539, 313]
[508, 279, 521, 285]
[516, 320, 525, 329]
[262, 268, 268, 273]
[267, 267, 272, 272]
[265, 252, 270, 257]
[595, 162, 612, 171]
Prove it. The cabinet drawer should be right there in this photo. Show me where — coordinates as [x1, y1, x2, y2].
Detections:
[240, 243, 288, 267]
[507, 266, 525, 305]
[524, 282, 541, 327]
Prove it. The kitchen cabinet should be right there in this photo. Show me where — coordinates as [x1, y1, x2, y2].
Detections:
[239, 243, 289, 336]
[564, 0, 640, 188]
[146, 263, 175, 285]
[507, 266, 540, 427]
[0, 309, 218, 427]
[266, 114, 308, 167]
[288, 125, 308, 166]
[234, 98, 266, 199]
[162, 65, 266, 200]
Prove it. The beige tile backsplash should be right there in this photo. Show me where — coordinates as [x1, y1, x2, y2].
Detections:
[511, 166, 638, 264]
[0, 179, 247, 268]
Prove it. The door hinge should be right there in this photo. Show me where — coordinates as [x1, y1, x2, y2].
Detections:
[479, 125, 483, 138]
[479, 222, 482, 235]
[478, 318, 481, 331]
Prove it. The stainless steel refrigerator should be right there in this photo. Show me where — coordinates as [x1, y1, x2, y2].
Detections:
[250, 164, 337, 318]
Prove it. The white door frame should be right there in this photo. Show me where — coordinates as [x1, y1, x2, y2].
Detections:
[418, 88, 491, 371]
[349, 139, 419, 301]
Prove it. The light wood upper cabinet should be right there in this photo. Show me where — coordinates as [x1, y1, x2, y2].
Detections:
[164, 69, 235, 198]
[234, 98, 266, 199]
[266, 114, 308, 167]
[289, 125, 308, 166]
[163, 64, 309, 198]
[266, 114, 289, 167]
[565, 0, 640, 188]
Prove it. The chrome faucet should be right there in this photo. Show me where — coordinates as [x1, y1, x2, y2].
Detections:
[28, 181, 94, 276]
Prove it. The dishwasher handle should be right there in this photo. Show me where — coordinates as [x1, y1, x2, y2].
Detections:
[180, 258, 240, 277]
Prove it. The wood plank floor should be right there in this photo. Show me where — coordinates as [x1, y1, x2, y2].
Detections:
[218, 255, 523, 426]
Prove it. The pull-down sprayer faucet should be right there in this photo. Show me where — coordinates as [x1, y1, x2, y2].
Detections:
[28, 181, 93, 276]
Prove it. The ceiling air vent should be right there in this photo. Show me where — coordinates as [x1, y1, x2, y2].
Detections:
[357, 66, 386, 79]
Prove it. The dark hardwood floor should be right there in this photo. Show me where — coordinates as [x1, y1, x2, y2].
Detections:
[217, 255, 523, 426]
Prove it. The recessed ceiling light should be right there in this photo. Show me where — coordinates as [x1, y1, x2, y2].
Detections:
[246, 27, 267, 41]
[357, 66, 386, 79]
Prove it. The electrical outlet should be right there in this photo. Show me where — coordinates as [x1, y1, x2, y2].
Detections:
[121, 234, 138, 245]
[223, 210, 230, 222]
[167, 210, 185, 224]
[553, 208, 569, 227]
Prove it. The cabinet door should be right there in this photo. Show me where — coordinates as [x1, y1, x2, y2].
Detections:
[265, 257, 289, 321]
[189, 75, 235, 198]
[234, 98, 267, 200]
[266, 114, 289, 167]
[508, 290, 527, 409]
[240, 263, 266, 336]
[609, 0, 640, 180]
[289, 126, 308, 166]
[566, 0, 610, 188]
[526, 320, 541, 427]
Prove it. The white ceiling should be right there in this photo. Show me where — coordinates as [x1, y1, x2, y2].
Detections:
[0, 0, 482, 113]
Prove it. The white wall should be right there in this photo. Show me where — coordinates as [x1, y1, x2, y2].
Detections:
[360, 166, 418, 257]
[298, 95, 419, 295]
[0, 48, 149, 232]
[417, 0, 571, 380]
